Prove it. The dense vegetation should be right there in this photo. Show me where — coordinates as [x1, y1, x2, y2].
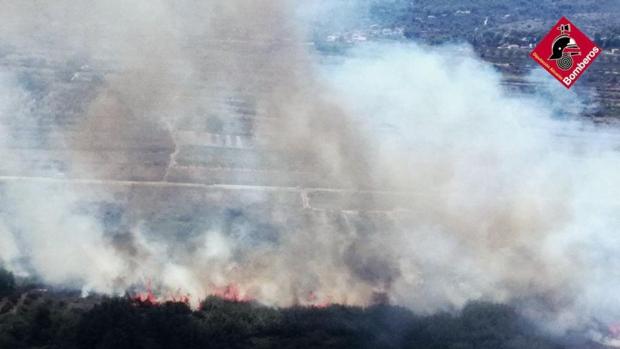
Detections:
[0, 269, 567, 349]
[366, 0, 620, 48]
[0, 297, 566, 349]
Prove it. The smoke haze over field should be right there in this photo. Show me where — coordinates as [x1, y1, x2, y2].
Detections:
[0, 0, 619, 334]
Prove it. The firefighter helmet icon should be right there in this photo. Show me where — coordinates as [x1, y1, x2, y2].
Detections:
[548, 24, 581, 70]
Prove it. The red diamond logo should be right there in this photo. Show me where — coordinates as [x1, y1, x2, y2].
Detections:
[530, 17, 601, 89]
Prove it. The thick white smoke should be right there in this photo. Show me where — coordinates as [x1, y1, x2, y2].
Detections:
[324, 43, 620, 331]
[0, 0, 618, 333]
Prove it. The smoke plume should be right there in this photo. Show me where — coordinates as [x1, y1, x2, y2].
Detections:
[0, 0, 619, 333]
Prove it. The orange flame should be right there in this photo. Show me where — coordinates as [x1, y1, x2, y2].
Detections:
[131, 279, 190, 305]
[306, 291, 332, 308]
[131, 281, 254, 306]
[211, 283, 253, 302]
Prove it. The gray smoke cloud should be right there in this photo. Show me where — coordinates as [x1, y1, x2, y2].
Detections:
[0, 0, 619, 334]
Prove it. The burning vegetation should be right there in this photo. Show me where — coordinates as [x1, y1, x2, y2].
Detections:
[0, 271, 570, 349]
[0, 270, 615, 348]
[0, 0, 620, 348]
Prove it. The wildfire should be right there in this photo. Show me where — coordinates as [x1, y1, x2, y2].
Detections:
[211, 283, 253, 302]
[306, 291, 332, 308]
[131, 280, 191, 305]
[131, 281, 253, 306]
[130, 280, 338, 309]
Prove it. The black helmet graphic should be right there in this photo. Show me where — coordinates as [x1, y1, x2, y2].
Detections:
[548, 24, 581, 71]
[549, 35, 580, 60]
